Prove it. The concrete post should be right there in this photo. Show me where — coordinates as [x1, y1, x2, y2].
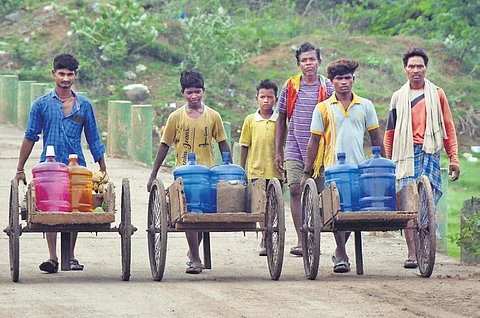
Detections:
[18, 81, 36, 128]
[131, 104, 152, 166]
[30, 83, 48, 105]
[460, 196, 480, 265]
[0, 75, 19, 124]
[107, 100, 131, 158]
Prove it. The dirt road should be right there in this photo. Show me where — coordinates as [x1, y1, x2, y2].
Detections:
[0, 122, 478, 318]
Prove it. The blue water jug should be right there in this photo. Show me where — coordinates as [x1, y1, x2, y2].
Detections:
[210, 152, 245, 212]
[173, 153, 212, 213]
[325, 152, 360, 212]
[358, 146, 396, 211]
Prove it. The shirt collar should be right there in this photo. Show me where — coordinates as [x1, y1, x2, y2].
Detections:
[254, 109, 278, 122]
[328, 91, 361, 105]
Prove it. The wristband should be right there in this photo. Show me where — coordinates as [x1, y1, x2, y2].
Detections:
[16, 169, 24, 174]
[274, 153, 283, 158]
[303, 169, 313, 176]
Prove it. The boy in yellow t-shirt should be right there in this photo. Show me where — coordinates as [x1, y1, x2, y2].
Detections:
[147, 69, 230, 274]
[239, 79, 283, 256]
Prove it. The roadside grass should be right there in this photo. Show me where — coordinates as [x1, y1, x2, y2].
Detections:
[443, 153, 480, 258]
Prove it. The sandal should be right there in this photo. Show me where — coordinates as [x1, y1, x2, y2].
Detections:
[332, 256, 351, 273]
[186, 265, 203, 274]
[404, 259, 418, 269]
[70, 258, 84, 271]
[186, 260, 205, 269]
[39, 259, 59, 273]
[290, 245, 303, 256]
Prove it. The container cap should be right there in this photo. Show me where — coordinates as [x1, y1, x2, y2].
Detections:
[69, 154, 78, 159]
[46, 145, 55, 157]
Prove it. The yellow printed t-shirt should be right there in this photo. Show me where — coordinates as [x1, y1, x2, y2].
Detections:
[239, 110, 283, 180]
[161, 104, 227, 168]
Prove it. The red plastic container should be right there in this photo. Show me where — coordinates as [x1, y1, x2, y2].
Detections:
[32, 145, 70, 212]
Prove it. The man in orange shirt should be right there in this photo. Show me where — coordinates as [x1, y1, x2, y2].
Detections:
[384, 48, 460, 269]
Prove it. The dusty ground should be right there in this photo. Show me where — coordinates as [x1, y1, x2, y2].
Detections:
[0, 122, 478, 318]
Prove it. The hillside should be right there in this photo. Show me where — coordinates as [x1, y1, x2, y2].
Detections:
[1, 2, 479, 148]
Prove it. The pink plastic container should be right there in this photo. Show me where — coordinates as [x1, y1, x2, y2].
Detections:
[32, 146, 70, 212]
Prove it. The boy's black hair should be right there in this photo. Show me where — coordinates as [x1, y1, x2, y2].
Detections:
[256, 79, 278, 97]
[180, 69, 205, 93]
[402, 48, 429, 67]
[53, 54, 79, 71]
[295, 42, 321, 65]
[327, 59, 359, 81]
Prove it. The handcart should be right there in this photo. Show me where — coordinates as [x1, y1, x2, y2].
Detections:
[301, 175, 436, 280]
[4, 178, 137, 282]
[146, 177, 285, 281]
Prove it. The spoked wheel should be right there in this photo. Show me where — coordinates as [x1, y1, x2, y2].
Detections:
[120, 178, 132, 281]
[8, 179, 21, 282]
[147, 179, 168, 281]
[415, 175, 436, 278]
[265, 178, 285, 280]
[301, 178, 321, 280]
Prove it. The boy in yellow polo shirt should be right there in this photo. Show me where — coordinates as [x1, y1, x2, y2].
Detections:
[239, 79, 283, 256]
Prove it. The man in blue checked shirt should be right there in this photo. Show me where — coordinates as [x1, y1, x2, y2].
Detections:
[14, 54, 107, 274]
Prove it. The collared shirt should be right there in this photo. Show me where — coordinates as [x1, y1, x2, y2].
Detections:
[277, 78, 334, 162]
[311, 91, 379, 168]
[25, 89, 105, 166]
[239, 109, 282, 180]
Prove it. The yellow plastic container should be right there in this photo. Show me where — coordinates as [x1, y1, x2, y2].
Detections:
[68, 154, 93, 212]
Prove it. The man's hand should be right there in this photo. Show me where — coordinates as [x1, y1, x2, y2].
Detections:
[14, 171, 27, 185]
[147, 174, 156, 192]
[274, 154, 285, 174]
[449, 165, 460, 182]
[300, 175, 310, 189]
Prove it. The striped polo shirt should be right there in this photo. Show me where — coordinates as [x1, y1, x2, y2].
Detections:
[277, 78, 334, 162]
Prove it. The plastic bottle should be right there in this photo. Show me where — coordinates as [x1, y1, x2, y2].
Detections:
[68, 154, 93, 212]
[324, 152, 360, 212]
[173, 152, 212, 213]
[209, 152, 245, 212]
[358, 146, 396, 211]
[32, 145, 70, 212]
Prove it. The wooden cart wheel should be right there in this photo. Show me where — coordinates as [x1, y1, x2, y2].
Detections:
[9, 179, 20, 282]
[147, 179, 168, 281]
[301, 178, 321, 280]
[415, 175, 436, 278]
[120, 178, 132, 281]
[265, 178, 285, 280]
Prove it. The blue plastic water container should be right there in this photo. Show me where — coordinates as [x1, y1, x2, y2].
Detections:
[210, 152, 245, 212]
[325, 152, 360, 212]
[358, 146, 396, 211]
[173, 153, 212, 213]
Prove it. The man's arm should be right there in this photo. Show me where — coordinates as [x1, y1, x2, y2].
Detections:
[218, 140, 232, 162]
[274, 111, 287, 173]
[300, 133, 321, 189]
[240, 146, 248, 170]
[368, 128, 386, 157]
[147, 143, 170, 192]
[15, 138, 35, 185]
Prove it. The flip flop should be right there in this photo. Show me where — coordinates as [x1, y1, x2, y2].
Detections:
[39, 259, 59, 273]
[186, 265, 203, 274]
[332, 256, 350, 273]
[186, 260, 205, 269]
[290, 245, 303, 256]
[404, 259, 418, 269]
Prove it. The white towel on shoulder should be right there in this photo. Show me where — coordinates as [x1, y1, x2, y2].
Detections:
[391, 79, 446, 179]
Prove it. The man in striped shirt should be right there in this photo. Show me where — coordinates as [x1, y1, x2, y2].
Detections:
[274, 42, 334, 256]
